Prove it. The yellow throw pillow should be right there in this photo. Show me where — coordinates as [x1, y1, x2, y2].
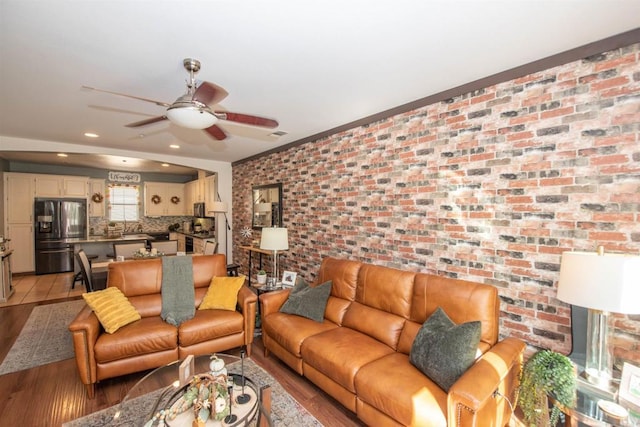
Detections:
[199, 275, 246, 311]
[82, 287, 141, 334]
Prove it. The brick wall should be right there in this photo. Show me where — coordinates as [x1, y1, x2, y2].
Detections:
[233, 43, 640, 362]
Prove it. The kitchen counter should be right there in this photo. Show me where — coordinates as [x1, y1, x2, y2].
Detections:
[172, 231, 216, 239]
[69, 233, 154, 244]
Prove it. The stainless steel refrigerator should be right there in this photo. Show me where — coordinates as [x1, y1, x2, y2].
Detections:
[34, 198, 87, 275]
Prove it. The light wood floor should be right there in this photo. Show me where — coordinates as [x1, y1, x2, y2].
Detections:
[0, 271, 85, 307]
[0, 272, 363, 427]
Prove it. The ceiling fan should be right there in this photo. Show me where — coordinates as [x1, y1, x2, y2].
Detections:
[83, 58, 278, 140]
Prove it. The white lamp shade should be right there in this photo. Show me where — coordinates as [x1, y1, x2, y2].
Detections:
[260, 227, 288, 251]
[166, 106, 218, 129]
[208, 201, 228, 214]
[557, 251, 640, 314]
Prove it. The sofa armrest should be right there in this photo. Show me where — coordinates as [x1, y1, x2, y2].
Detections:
[68, 304, 102, 395]
[259, 289, 290, 317]
[237, 286, 258, 348]
[447, 337, 525, 427]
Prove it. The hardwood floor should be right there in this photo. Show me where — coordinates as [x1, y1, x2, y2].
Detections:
[0, 273, 364, 427]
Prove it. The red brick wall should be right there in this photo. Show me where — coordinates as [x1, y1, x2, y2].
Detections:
[233, 43, 640, 362]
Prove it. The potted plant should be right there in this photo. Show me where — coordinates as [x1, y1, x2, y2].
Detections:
[257, 269, 267, 285]
[517, 349, 576, 426]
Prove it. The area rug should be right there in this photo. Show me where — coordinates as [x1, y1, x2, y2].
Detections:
[63, 358, 323, 426]
[0, 299, 85, 375]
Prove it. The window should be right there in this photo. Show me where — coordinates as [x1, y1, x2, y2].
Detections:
[108, 184, 139, 221]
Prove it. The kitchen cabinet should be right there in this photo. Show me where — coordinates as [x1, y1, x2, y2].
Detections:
[193, 237, 204, 254]
[4, 173, 35, 273]
[34, 174, 88, 197]
[144, 182, 186, 216]
[5, 172, 34, 224]
[203, 175, 217, 209]
[88, 179, 106, 217]
[170, 232, 186, 252]
[5, 224, 33, 273]
[0, 250, 13, 303]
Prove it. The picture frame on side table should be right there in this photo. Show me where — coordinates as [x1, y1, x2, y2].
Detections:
[282, 271, 297, 288]
[619, 362, 640, 410]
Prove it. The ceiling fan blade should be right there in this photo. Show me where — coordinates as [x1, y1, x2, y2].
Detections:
[193, 81, 229, 106]
[82, 85, 171, 108]
[204, 124, 228, 140]
[215, 112, 279, 128]
[125, 116, 168, 127]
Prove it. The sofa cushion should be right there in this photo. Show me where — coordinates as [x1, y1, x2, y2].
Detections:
[280, 279, 332, 322]
[409, 307, 481, 391]
[83, 287, 141, 334]
[94, 316, 177, 363]
[199, 275, 246, 311]
[301, 327, 394, 393]
[178, 309, 244, 347]
[355, 352, 447, 426]
[262, 312, 337, 357]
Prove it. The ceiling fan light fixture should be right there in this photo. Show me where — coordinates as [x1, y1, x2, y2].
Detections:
[166, 106, 217, 129]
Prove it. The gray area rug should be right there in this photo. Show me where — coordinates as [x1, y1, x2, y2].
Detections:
[64, 358, 323, 426]
[0, 299, 85, 375]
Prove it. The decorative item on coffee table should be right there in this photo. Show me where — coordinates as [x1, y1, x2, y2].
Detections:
[256, 269, 267, 286]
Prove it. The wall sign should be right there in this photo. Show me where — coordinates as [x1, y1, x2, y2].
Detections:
[108, 171, 141, 183]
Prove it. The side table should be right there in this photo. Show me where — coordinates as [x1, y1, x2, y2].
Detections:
[555, 385, 640, 426]
[253, 284, 284, 331]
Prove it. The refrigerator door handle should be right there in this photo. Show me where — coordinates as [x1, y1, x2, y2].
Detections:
[39, 249, 74, 254]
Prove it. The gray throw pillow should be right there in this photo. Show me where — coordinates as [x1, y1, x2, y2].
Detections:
[409, 307, 481, 391]
[279, 279, 332, 322]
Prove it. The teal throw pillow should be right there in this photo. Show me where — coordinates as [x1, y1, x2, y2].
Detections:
[409, 307, 481, 391]
[279, 279, 332, 322]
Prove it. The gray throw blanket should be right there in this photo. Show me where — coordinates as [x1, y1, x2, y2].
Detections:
[161, 256, 195, 326]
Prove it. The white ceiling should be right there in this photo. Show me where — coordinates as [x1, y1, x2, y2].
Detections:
[1, 1, 639, 170]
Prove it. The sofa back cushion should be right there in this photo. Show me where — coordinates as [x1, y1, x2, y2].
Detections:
[316, 257, 361, 325]
[397, 273, 499, 354]
[107, 254, 228, 317]
[342, 264, 415, 350]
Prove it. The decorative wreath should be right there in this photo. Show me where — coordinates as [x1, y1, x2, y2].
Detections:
[171, 196, 180, 204]
[151, 194, 162, 204]
[91, 192, 104, 203]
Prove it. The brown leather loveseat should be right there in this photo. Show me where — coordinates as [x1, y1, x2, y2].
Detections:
[260, 257, 525, 426]
[69, 254, 257, 398]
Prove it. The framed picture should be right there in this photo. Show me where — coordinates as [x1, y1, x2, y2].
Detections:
[620, 362, 640, 409]
[281, 271, 297, 287]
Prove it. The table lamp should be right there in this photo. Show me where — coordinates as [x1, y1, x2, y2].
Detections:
[260, 227, 288, 282]
[557, 247, 640, 393]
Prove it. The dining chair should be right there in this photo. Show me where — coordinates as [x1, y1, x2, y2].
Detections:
[203, 240, 218, 255]
[75, 249, 96, 292]
[113, 242, 146, 259]
[150, 240, 178, 254]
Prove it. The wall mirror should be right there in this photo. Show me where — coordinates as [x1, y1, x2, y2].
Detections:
[252, 183, 283, 228]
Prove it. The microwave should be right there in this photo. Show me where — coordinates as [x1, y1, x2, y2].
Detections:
[194, 202, 206, 218]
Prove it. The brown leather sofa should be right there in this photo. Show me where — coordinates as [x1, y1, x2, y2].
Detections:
[69, 254, 257, 398]
[260, 257, 525, 427]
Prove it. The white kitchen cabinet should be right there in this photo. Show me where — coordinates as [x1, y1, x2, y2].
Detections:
[5, 223, 34, 273]
[5, 172, 34, 224]
[203, 174, 217, 209]
[144, 182, 186, 216]
[4, 173, 35, 273]
[34, 174, 88, 197]
[88, 178, 106, 217]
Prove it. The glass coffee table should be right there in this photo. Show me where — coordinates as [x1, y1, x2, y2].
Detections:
[114, 353, 264, 426]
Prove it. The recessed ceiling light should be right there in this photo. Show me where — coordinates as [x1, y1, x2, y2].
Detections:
[84, 132, 99, 138]
[57, 153, 68, 157]
[169, 144, 180, 149]
[162, 163, 170, 167]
